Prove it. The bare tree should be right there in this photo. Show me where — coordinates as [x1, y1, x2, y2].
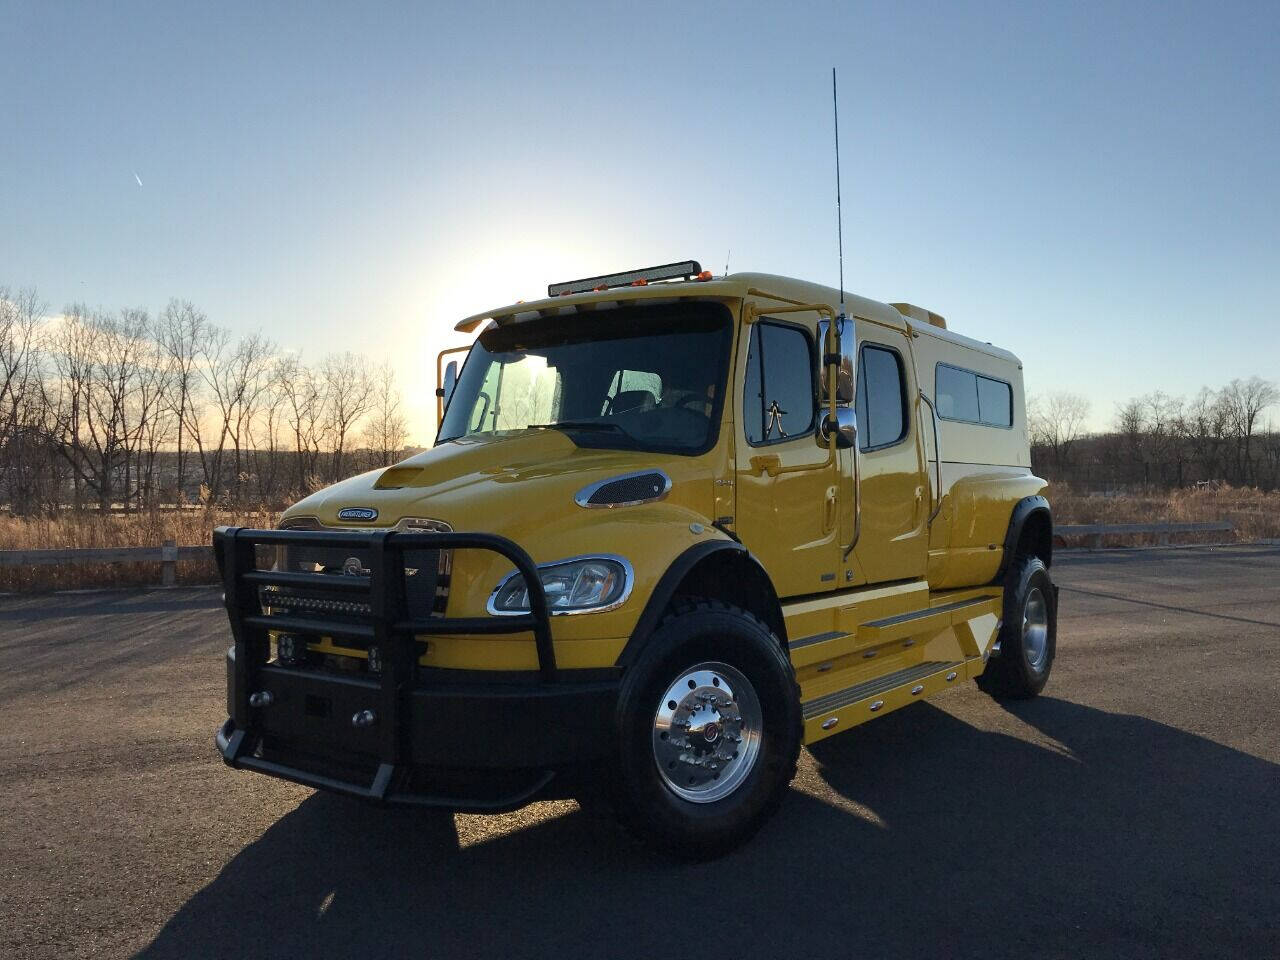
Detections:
[247, 356, 294, 502]
[279, 354, 327, 494]
[1028, 391, 1091, 470]
[157, 299, 211, 503]
[361, 362, 409, 468]
[0, 288, 47, 514]
[1179, 387, 1231, 481]
[322, 352, 374, 481]
[1141, 391, 1183, 485]
[197, 329, 275, 501]
[127, 322, 175, 509]
[42, 306, 152, 510]
[1220, 376, 1279, 483]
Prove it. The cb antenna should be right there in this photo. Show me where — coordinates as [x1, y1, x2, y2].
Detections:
[832, 66, 846, 319]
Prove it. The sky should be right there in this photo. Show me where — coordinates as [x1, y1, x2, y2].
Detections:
[4, 0, 1277, 442]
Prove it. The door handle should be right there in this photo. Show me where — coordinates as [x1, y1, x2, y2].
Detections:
[750, 454, 781, 477]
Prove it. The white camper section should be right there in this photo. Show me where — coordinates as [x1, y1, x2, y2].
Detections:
[904, 318, 1031, 497]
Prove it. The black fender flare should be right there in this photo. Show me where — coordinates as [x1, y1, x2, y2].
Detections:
[994, 494, 1053, 582]
[615, 540, 779, 667]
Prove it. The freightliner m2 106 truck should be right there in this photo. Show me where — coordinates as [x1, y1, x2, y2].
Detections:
[214, 260, 1056, 857]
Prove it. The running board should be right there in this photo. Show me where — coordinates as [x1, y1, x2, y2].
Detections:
[802, 660, 962, 721]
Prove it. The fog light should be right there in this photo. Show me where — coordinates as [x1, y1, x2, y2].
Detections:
[276, 633, 302, 664]
[366, 645, 382, 674]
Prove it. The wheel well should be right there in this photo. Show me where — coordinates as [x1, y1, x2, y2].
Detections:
[1017, 509, 1053, 567]
[670, 550, 787, 645]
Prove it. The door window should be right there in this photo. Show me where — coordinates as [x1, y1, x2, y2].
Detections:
[855, 345, 908, 450]
[743, 322, 816, 444]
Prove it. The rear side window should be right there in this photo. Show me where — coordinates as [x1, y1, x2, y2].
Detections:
[856, 345, 908, 450]
[976, 375, 1013, 427]
[936, 363, 1012, 427]
[743, 321, 816, 444]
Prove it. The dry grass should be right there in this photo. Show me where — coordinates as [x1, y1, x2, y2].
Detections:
[1049, 484, 1280, 547]
[0, 508, 277, 593]
[2, 485, 1276, 592]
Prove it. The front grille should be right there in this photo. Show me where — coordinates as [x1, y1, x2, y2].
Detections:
[275, 518, 452, 623]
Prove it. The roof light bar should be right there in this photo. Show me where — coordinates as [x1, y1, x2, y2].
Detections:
[548, 260, 703, 298]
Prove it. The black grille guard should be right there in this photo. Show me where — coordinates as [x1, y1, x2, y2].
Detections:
[213, 526, 558, 802]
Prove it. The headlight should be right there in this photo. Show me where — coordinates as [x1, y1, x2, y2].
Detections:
[488, 555, 632, 615]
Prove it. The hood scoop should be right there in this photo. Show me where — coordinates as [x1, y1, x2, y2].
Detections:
[575, 470, 672, 508]
[374, 466, 425, 489]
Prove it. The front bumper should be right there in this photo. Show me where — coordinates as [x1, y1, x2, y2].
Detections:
[212, 525, 619, 811]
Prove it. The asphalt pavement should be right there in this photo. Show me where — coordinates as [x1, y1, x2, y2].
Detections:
[1, 544, 1277, 959]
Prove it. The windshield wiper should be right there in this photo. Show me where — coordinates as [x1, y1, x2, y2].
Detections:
[529, 420, 638, 443]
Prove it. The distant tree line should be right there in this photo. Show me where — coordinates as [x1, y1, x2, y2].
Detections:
[1030, 379, 1280, 490]
[0, 286, 416, 516]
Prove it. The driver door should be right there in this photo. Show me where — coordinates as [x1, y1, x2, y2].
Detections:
[733, 316, 843, 598]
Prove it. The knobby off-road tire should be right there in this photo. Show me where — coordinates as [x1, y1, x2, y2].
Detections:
[977, 554, 1057, 699]
[608, 598, 802, 859]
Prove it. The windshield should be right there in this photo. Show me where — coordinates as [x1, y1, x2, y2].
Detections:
[438, 302, 732, 454]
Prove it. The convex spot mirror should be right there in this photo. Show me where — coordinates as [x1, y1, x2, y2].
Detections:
[820, 406, 857, 449]
[817, 317, 855, 404]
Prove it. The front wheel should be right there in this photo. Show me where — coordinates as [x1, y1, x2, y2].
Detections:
[977, 554, 1057, 699]
[609, 598, 801, 859]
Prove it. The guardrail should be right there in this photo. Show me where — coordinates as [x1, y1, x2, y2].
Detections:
[0, 541, 213, 586]
[1056, 521, 1233, 549]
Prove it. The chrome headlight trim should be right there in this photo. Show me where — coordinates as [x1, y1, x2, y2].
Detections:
[487, 553, 634, 617]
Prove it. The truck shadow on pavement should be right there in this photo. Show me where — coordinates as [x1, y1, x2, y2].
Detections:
[137, 697, 1279, 960]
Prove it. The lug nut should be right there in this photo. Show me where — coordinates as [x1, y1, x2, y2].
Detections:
[351, 709, 377, 728]
[248, 691, 273, 708]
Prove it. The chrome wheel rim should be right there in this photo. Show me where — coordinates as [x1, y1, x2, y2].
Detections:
[652, 661, 763, 804]
[1022, 587, 1049, 674]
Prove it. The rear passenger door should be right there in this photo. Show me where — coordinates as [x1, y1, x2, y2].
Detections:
[849, 323, 929, 584]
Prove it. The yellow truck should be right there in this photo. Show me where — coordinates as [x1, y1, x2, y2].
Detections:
[214, 260, 1057, 857]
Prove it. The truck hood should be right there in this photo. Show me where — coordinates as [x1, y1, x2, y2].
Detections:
[283, 429, 714, 536]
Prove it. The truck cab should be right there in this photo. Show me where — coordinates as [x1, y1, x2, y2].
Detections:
[214, 260, 1056, 858]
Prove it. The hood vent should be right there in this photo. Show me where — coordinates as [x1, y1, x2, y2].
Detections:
[575, 470, 672, 508]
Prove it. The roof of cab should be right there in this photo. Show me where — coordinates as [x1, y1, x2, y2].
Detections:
[453, 271, 909, 333]
[451, 270, 1016, 362]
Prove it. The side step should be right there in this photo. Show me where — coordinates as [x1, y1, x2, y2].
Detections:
[802, 660, 961, 720]
[800, 659, 967, 742]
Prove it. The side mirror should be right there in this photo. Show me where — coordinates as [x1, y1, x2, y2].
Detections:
[442, 360, 459, 408]
[436, 345, 471, 426]
[817, 318, 855, 404]
[820, 406, 857, 449]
